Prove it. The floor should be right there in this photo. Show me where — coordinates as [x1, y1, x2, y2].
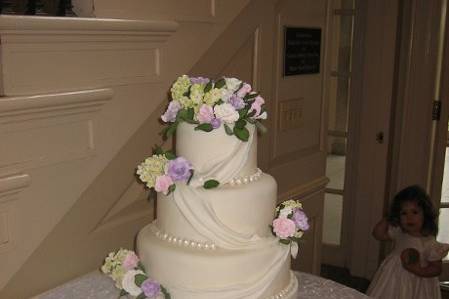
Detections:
[320, 264, 370, 294]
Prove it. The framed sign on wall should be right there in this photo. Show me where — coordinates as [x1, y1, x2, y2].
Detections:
[283, 27, 321, 76]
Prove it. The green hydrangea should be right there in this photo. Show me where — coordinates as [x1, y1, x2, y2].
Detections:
[203, 88, 223, 106]
[136, 155, 168, 189]
[190, 83, 205, 106]
[170, 75, 191, 102]
[178, 95, 196, 109]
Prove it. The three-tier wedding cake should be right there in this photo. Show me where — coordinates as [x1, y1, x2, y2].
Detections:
[102, 75, 308, 299]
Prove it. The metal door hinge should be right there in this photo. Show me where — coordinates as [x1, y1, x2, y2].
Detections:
[432, 101, 441, 120]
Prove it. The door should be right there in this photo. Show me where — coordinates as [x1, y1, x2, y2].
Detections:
[429, 0, 449, 281]
[322, 0, 400, 278]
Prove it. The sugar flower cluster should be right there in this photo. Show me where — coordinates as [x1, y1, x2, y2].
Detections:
[101, 249, 170, 299]
[271, 200, 309, 258]
[136, 149, 193, 195]
[161, 75, 267, 142]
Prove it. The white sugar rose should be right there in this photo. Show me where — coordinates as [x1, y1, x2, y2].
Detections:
[122, 269, 145, 296]
[225, 77, 242, 92]
[214, 103, 239, 124]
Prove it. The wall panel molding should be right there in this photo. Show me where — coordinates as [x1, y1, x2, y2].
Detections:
[0, 89, 112, 174]
[0, 15, 178, 95]
[0, 173, 31, 252]
[0, 174, 31, 201]
[0, 89, 113, 124]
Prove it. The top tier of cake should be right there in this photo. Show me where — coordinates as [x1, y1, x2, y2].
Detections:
[176, 122, 258, 184]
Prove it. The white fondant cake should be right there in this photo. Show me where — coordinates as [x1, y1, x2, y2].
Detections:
[136, 122, 297, 299]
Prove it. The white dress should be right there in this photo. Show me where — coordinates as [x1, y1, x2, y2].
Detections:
[367, 226, 449, 299]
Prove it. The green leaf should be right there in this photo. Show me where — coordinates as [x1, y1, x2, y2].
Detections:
[279, 238, 292, 245]
[135, 274, 147, 286]
[161, 285, 171, 299]
[246, 109, 256, 118]
[168, 184, 176, 194]
[183, 86, 191, 97]
[235, 119, 246, 129]
[137, 262, 146, 272]
[224, 123, 234, 135]
[215, 78, 226, 89]
[204, 81, 213, 93]
[233, 126, 249, 142]
[164, 151, 176, 160]
[186, 170, 194, 185]
[203, 179, 220, 189]
[291, 237, 302, 243]
[238, 107, 249, 119]
[136, 293, 146, 299]
[176, 108, 189, 121]
[186, 107, 195, 120]
[152, 145, 164, 155]
[162, 121, 179, 140]
[244, 93, 258, 100]
[246, 118, 256, 124]
[119, 289, 128, 297]
[195, 123, 213, 132]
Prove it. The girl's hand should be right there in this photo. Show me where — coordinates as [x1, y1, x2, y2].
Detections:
[401, 248, 420, 266]
[400, 248, 442, 277]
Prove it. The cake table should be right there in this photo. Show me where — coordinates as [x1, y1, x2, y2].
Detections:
[33, 271, 372, 299]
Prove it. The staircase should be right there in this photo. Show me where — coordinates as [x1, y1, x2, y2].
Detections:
[0, 1, 250, 297]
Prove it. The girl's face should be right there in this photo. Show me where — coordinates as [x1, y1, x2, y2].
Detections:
[399, 200, 424, 236]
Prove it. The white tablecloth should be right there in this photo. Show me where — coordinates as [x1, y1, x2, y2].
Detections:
[34, 271, 371, 299]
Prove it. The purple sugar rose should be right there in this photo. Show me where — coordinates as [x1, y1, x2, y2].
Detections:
[210, 118, 221, 129]
[190, 77, 210, 85]
[141, 279, 161, 298]
[292, 209, 309, 231]
[229, 94, 245, 110]
[167, 157, 193, 182]
[161, 101, 181, 123]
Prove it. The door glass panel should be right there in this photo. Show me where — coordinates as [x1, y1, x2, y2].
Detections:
[323, 193, 343, 245]
[323, 0, 354, 246]
[437, 208, 449, 261]
[442, 147, 449, 203]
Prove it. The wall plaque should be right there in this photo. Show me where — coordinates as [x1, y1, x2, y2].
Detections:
[284, 27, 321, 76]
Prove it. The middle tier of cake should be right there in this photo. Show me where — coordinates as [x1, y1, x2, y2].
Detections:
[156, 172, 277, 244]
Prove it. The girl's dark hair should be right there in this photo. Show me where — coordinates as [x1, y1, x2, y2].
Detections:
[388, 184, 438, 236]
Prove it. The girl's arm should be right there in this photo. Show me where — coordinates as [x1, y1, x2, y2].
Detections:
[402, 260, 442, 278]
[372, 218, 391, 241]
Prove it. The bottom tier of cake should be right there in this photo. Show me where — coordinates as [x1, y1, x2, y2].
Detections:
[136, 222, 298, 299]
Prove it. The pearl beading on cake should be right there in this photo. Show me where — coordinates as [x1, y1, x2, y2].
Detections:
[150, 223, 216, 250]
[265, 271, 297, 299]
[227, 168, 263, 186]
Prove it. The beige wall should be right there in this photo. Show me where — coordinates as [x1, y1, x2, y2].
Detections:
[0, 0, 329, 297]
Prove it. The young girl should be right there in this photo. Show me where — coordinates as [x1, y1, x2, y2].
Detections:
[367, 185, 449, 299]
